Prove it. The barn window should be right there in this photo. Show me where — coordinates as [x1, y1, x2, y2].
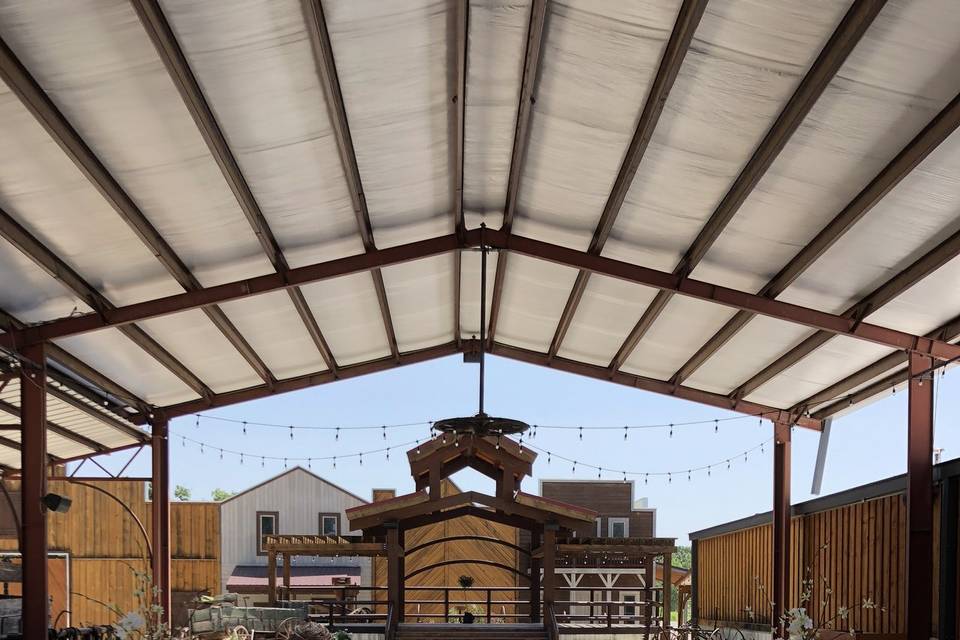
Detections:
[257, 511, 278, 555]
[320, 513, 340, 536]
[608, 517, 629, 538]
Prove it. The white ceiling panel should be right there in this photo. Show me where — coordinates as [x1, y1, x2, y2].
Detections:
[497, 254, 579, 352]
[159, 0, 365, 266]
[866, 256, 960, 337]
[513, 0, 682, 252]
[779, 131, 960, 314]
[381, 254, 455, 352]
[746, 335, 895, 408]
[324, 0, 453, 248]
[55, 331, 200, 407]
[459, 249, 499, 338]
[0, 0, 273, 287]
[621, 296, 738, 380]
[299, 274, 392, 366]
[693, 0, 960, 294]
[218, 292, 331, 380]
[604, 0, 852, 271]
[463, 0, 531, 230]
[559, 276, 658, 367]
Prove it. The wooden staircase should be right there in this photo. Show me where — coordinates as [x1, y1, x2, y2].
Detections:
[395, 623, 548, 639]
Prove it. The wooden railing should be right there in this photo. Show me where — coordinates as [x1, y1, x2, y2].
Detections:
[546, 603, 560, 640]
[553, 586, 663, 628]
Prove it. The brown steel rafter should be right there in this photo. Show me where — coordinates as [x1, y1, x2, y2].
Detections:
[548, 0, 708, 360]
[608, 0, 885, 372]
[301, 0, 399, 360]
[488, 0, 548, 345]
[132, 0, 339, 376]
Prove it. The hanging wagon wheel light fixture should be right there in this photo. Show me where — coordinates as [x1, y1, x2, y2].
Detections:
[432, 224, 530, 439]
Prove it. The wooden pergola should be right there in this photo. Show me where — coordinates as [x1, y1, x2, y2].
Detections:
[345, 434, 598, 634]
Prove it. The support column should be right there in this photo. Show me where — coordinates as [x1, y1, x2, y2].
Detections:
[939, 475, 958, 640]
[529, 528, 541, 623]
[387, 526, 402, 622]
[151, 415, 170, 625]
[267, 549, 277, 605]
[20, 342, 48, 637]
[644, 555, 654, 632]
[398, 528, 406, 621]
[662, 552, 672, 627]
[907, 352, 933, 640]
[772, 421, 791, 633]
[542, 526, 556, 614]
[282, 553, 291, 600]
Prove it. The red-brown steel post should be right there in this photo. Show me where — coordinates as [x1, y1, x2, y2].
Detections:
[772, 420, 791, 634]
[20, 342, 48, 636]
[150, 415, 171, 625]
[907, 352, 933, 640]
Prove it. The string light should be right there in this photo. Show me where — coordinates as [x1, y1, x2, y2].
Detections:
[242, 421, 247, 435]
[308, 458, 312, 469]
[359, 453, 363, 466]
[284, 458, 288, 468]
[335, 427, 340, 441]
[382, 425, 387, 440]
[714, 419, 718, 434]
[669, 424, 673, 438]
[289, 425, 294, 440]
[386, 448, 390, 461]
[219, 448, 223, 460]
[624, 426, 628, 440]
[333, 456, 337, 469]
[261, 456, 265, 467]
[579, 426, 583, 440]
[195, 415, 200, 429]
[240, 453, 244, 465]
[416, 440, 421, 455]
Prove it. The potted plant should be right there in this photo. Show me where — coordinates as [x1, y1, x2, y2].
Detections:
[457, 575, 474, 589]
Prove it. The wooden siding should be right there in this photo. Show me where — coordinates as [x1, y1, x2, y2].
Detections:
[372, 480, 521, 620]
[696, 493, 918, 634]
[540, 481, 655, 538]
[0, 479, 220, 626]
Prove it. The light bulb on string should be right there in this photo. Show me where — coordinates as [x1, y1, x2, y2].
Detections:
[707, 466, 711, 477]
[333, 457, 337, 469]
[240, 453, 244, 465]
[726, 459, 731, 470]
[284, 458, 288, 469]
[382, 425, 386, 440]
[624, 426, 628, 440]
[242, 421, 247, 435]
[669, 424, 673, 438]
[572, 461, 576, 474]
[597, 468, 601, 479]
[359, 453, 363, 466]
[744, 452, 748, 462]
[547, 452, 551, 465]
[644, 474, 648, 485]
[335, 427, 340, 441]
[623, 471, 627, 483]
[668, 473, 672, 484]
[289, 425, 294, 440]
[181, 436, 185, 447]
[687, 470, 691, 482]
[714, 419, 718, 433]
[200, 443, 204, 454]
[219, 448, 223, 460]
[416, 440, 421, 455]
[532, 425, 537, 438]
[308, 458, 312, 469]
[579, 426, 583, 441]
[386, 448, 390, 461]
[195, 415, 199, 429]
[261, 456, 265, 467]
[496, 436, 501, 450]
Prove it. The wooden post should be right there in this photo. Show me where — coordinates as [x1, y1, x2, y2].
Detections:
[543, 527, 556, 610]
[150, 414, 170, 624]
[267, 549, 277, 605]
[398, 528, 406, 621]
[387, 526, 402, 622]
[939, 475, 958, 640]
[530, 528, 541, 622]
[644, 554, 654, 634]
[20, 342, 48, 637]
[283, 552, 291, 600]
[772, 420, 791, 633]
[907, 352, 933, 640]
[663, 552, 673, 628]
[486, 588, 492, 623]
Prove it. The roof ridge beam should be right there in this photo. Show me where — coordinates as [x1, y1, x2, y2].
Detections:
[0, 33, 275, 390]
[7, 229, 960, 365]
[607, 0, 885, 371]
[131, 0, 339, 376]
[729, 223, 960, 402]
[670, 91, 960, 386]
[547, 0, 708, 359]
[301, 0, 399, 360]
[0, 207, 212, 400]
[488, 0, 548, 345]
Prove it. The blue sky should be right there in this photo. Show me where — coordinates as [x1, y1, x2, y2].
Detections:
[86, 354, 959, 545]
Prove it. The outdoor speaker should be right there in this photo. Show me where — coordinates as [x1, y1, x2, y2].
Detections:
[41, 492, 72, 513]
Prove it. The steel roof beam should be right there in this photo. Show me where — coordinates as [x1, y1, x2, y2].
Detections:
[671, 92, 960, 386]
[729, 224, 960, 402]
[800, 313, 960, 418]
[0, 307, 148, 413]
[488, 0, 548, 345]
[547, 0, 708, 359]
[6, 229, 960, 364]
[132, 0, 339, 376]
[452, 0, 469, 345]
[302, 0, 399, 360]
[0, 34, 274, 391]
[608, 0, 885, 371]
[0, 400, 106, 453]
[153, 338, 820, 429]
[43, 383, 149, 444]
[0, 208, 212, 400]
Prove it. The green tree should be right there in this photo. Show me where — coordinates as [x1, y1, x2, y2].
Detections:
[668, 545, 692, 623]
[174, 485, 191, 501]
[210, 488, 237, 502]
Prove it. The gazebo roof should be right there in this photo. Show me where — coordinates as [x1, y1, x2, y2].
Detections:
[1, 1, 959, 466]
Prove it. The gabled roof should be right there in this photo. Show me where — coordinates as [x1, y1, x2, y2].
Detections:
[0, 1, 958, 470]
[220, 466, 368, 506]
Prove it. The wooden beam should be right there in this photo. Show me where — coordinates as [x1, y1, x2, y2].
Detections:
[488, 0, 547, 344]
[608, 0, 885, 371]
[671, 91, 960, 386]
[730, 224, 960, 402]
[132, 0, 339, 375]
[301, 0, 399, 360]
[0, 36, 272, 392]
[0, 207, 213, 400]
[547, 0, 708, 358]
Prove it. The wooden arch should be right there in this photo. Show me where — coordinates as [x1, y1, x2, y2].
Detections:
[404, 558, 529, 582]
